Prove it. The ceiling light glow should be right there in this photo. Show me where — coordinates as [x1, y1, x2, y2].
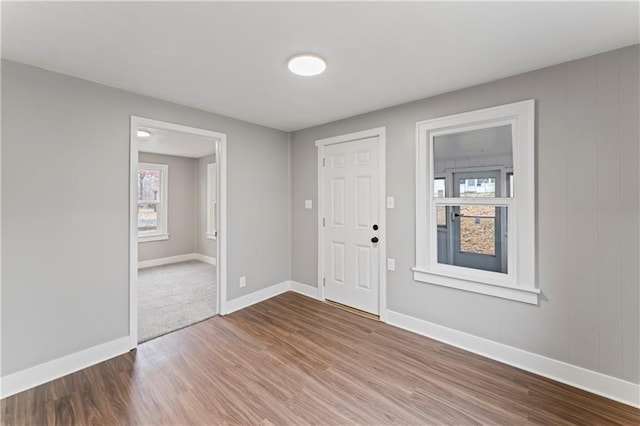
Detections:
[137, 130, 151, 138]
[288, 54, 326, 76]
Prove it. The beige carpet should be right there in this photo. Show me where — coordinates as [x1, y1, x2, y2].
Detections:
[138, 260, 217, 343]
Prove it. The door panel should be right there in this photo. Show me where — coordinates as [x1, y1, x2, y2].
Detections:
[331, 178, 345, 227]
[332, 242, 345, 284]
[324, 137, 379, 314]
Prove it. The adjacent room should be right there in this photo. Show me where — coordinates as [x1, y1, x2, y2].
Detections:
[135, 125, 219, 343]
[1, 2, 639, 424]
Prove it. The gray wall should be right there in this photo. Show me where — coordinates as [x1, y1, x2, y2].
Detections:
[138, 152, 197, 262]
[1, 60, 290, 375]
[290, 45, 639, 384]
[195, 154, 217, 258]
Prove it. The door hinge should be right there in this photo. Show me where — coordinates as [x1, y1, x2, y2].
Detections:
[322, 217, 326, 227]
[323, 277, 326, 287]
[322, 157, 326, 167]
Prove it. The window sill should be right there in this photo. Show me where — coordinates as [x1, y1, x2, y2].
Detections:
[412, 267, 539, 305]
[138, 233, 169, 243]
[206, 233, 217, 240]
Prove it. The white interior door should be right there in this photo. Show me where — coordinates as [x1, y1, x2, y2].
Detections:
[323, 137, 380, 314]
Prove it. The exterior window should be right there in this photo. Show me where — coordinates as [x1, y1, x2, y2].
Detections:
[434, 178, 447, 228]
[138, 163, 168, 242]
[206, 163, 217, 239]
[414, 100, 537, 304]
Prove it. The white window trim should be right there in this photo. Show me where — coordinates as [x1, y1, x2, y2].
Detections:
[206, 162, 217, 240]
[414, 100, 538, 304]
[137, 162, 169, 243]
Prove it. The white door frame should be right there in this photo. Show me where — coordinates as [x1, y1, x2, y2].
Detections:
[129, 116, 228, 349]
[315, 127, 387, 322]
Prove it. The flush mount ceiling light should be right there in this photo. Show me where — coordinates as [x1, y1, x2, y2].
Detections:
[287, 54, 326, 76]
[137, 130, 151, 138]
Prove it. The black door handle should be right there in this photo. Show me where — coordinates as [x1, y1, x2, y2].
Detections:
[371, 237, 379, 243]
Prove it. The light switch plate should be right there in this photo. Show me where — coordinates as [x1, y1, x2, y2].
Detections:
[386, 196, 395, 209]
[305, 200, 312, 209]
[239, 276, 246, 288]
[387, 258, 396, 271]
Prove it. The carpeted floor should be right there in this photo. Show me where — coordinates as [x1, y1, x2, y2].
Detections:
[138, 260, 217, 343]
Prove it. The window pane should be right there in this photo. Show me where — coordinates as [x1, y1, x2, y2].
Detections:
[433, 125, 513, 198]
[460, 205, 496, 255]
[458, 177, 496, 198]
[138, 169, 161, 202]
[434, 178, 446, 198]
[436, 204, 508, 274]
[436, 206, 447, 227]
[138, 203, 158, 232]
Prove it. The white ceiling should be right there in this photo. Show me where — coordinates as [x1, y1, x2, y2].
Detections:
[2, 2, 638, 132]
[138, 127, 216, 159]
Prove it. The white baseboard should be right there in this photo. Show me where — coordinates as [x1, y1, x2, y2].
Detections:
[288, 280, 321, 300]
[223, 281, 291, 315]
[193, 253, 216, 266]
[223, 280, 320, 315]
[386, 310, 640, 408]
[0, 336, 129, 399]
[138, 253, 216, 269]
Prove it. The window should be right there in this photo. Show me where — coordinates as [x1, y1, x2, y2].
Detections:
[137, 163, 168, 242]
[434, 178, 447, 228]
[414, 100, 538, 304]
[206, 162, 217, 239]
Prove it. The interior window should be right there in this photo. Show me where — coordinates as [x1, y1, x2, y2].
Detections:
[414, 100, 537, 304]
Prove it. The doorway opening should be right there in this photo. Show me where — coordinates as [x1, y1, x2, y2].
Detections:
[129, 117, 227, 348]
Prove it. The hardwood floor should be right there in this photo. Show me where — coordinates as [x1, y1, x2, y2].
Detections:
[2, 292, 639, 425]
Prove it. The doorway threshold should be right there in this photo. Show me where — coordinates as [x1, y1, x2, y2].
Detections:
[324, 299, 379, 321]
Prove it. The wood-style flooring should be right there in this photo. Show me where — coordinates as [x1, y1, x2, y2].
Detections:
[2, 292, 639, 425]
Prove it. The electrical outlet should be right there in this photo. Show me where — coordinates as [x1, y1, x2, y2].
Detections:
[387, 258, 396, 271]
[239, 276, 246, 288]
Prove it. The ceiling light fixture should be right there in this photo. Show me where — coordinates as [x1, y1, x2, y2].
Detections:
[287, 54, 326, 76]
[137, 130, 151, 138]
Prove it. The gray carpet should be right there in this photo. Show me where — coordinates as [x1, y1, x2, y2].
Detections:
[138, 260, 217, 343]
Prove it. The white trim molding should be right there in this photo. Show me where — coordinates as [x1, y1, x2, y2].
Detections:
[138, 253, 216, 269]
[386, 310, 640, 408]
[194, 253, 217, 266]
[315, 127, 387, 321]
[289, 281, 321, 300]
[0, 337, 129, 399]
[138, 233, 169, 243]
[223, 281, 291, 315]
[223, 281, 320, 315]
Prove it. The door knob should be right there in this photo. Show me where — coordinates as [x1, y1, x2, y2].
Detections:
[371, 237, 379, 243]
[372, 224, 379, 230]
